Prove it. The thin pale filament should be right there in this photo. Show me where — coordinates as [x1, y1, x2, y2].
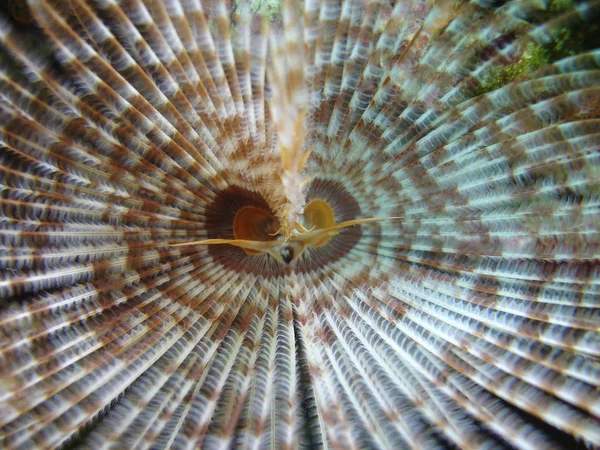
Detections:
[168, 216, 403, 252]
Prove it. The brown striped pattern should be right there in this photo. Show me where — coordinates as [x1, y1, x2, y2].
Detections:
[1, 0, 599, 448]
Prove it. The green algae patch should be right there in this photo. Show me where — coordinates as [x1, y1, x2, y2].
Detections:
[548, 0, 575, 13]
[474, 26, 588, 97]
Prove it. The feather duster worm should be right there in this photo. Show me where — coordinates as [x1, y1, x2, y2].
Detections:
[0, 0, 599, 448]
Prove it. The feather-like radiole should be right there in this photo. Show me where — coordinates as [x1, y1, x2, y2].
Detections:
[0, 0, 599, 449]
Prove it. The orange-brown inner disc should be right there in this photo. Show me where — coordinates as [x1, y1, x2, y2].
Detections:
[233, 206, 280, 254]
[303, 199, 336, 248]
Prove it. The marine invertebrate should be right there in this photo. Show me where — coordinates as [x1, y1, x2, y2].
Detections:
[1, 0, 599, 448]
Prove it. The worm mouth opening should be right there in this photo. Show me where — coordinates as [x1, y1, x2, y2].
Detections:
[294, 179, 362, 271]
[204, 186, 284, 275]
[302, 200, 336, 248]
[233, 206, 280, 254]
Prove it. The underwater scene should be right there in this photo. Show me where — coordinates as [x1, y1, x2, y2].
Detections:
[0, 0, 599, 448]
